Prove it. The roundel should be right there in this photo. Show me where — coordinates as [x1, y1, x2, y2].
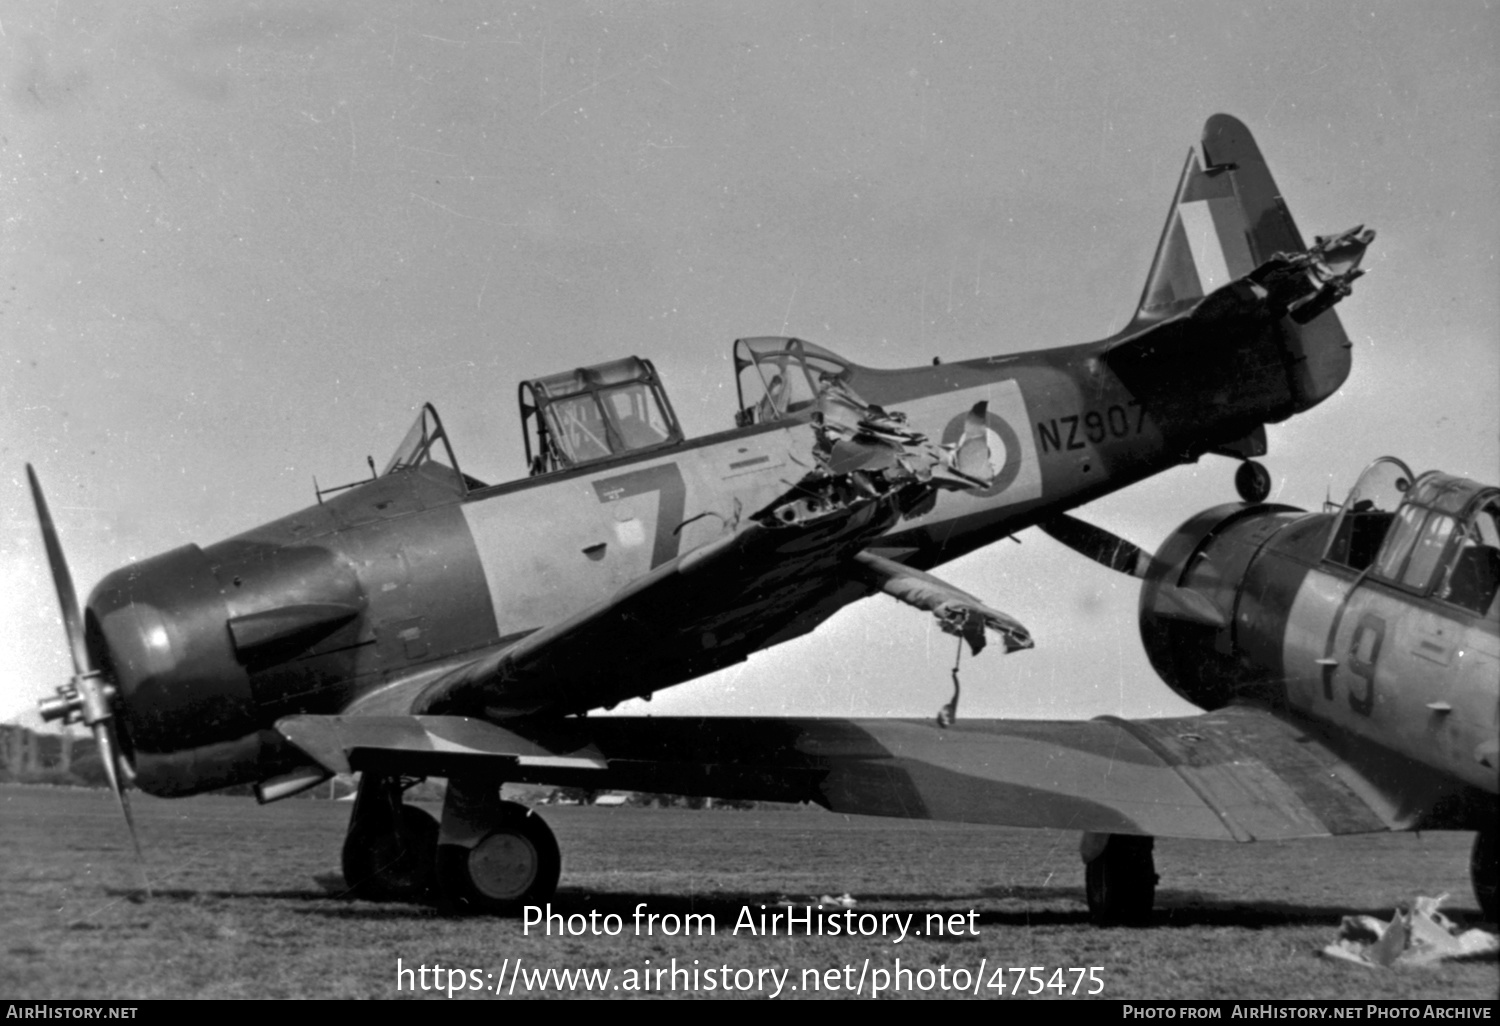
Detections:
[940, 409, 1024, 498]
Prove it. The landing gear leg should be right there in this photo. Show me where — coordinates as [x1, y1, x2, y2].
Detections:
[1473, 826, 1498, 923]
[1081, 832, 1157, 926]
[341, 773, 438, 901]
[1235, 460, 1272, 504]
[436, 776, 561, 915]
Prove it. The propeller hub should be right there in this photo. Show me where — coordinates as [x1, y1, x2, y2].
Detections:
[38, 684, 81, 724]
[78, 672, 116, 726]
[39, 672, 116, 726]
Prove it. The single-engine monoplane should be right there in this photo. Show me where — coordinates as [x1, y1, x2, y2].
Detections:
[30, 115, 1377, 914]
[1034, 457, 1498, 923]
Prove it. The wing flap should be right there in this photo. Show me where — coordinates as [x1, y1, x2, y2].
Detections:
[1099, 711, 1388, 840]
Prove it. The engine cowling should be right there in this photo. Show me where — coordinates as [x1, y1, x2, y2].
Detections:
[1138, 501, 1329, 710]
[87, 538, 365, 796]
[88, 545, 255, 757]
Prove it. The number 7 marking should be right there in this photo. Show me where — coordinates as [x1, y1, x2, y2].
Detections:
[593, 463, 687, 570]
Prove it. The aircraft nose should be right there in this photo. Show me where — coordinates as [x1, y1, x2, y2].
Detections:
[87, 544, 256, 755]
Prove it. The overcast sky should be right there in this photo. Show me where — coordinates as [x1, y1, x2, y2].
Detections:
[3, 1, 1497, 727]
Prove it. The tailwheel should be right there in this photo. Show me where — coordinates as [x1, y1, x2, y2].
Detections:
[1235, 460, 1272, 503]
[438, 801, 561, 915]
[341, 774, 438, 902]
[1473, 826, 1498, 923]
[1082, 832, 1157, 926]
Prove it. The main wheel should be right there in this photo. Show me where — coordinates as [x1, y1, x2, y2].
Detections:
[342, 804, 439, 902]
[1235, 460, 1272, 504]
[1084, 834, 1157, 926]
[438, 802, 560, 915]
[1473, 827, 1498, 923]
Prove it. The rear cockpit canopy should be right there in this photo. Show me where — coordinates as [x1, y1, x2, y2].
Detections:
[520, 357, 683, 475]
[733, 337, 852, 427]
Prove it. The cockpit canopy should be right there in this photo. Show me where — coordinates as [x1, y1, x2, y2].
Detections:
[520, 356, 683, 475]
[1325, 456, 1500, 616]
[733, 337, 852, 428]
[387, 340, 868, 489]
[378, 401, 486, 494]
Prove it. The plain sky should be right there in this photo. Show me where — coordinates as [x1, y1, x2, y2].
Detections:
[3, 1, 1497, 726]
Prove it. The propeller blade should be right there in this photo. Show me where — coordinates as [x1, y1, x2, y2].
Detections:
[27, 464, 151, 897]
[1037, 513, 1152, 579]
[1041, 512, 1230, 629]
[92, 719, 151, 896]
[26, 464, 91, 677]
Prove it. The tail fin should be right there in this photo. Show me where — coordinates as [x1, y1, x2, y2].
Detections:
[1125, 114, 1357, 411]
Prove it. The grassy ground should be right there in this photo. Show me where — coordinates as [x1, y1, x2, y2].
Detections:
[1, 785, 1494, 1000]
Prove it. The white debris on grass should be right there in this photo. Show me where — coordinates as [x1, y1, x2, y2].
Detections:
[775, 893, 857, 909]
[1322, 894, 1499, 967]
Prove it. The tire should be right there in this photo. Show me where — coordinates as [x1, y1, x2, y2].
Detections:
[1235, 461, 1272, 504]
[1473, 827, 1498, 923]
[1084, 834, 1157, 926]
[341, 804, 439, 902]
[438, 803, 561, 916]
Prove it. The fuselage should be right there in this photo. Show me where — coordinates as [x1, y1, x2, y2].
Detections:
[83, 312, 1339, 796]
[1282, 546, 1499, 795]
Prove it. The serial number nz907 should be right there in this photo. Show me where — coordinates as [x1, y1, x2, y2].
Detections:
[1036, 401, 1149, 453]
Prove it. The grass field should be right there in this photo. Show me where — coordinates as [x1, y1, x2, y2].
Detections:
[2, 784, 1494, 1000]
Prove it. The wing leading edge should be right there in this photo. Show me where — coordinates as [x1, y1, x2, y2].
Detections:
[277, 704, 1490, 841]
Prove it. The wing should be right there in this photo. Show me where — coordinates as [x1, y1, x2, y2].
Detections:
[275, 704, 1492, 837]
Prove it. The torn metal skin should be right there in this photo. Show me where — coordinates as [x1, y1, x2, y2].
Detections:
[1253, 224, 1377, 326]
[749, 380, 1033, 661]
[752, 380, 997, 529]
[855, 551, 1033, 657]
